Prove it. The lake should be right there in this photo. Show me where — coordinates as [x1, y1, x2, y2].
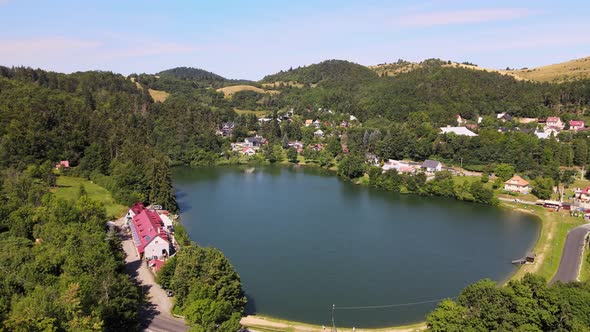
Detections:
[173, 165, 540, 328]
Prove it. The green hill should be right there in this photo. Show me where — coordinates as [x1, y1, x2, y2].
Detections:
[261, 59, 378, 86]
[158, 66, 227, 82]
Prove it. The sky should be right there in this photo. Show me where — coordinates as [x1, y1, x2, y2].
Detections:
[0, 0, 589, 80]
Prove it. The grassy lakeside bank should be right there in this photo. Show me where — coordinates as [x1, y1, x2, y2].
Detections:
[240, 314, 426, 332]
[500, 202, 585, 281]
[51, 175, 128, 218]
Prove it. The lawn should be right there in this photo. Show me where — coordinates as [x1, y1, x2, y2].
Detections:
[234, 108, 271, 118]
[581, 247, 590, 282]
[52, 176, 127, 218]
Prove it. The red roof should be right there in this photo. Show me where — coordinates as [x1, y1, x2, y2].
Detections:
[570, 120, 584, 127]
[547, 117, 561, 123]
[130, 209, 169, 254]
[148, 258, 166, 272]
[581, 186, 590, 194]
[55, 160, 70, 168]
[130, 202, 145, 215]
[505, 175, 529, 186]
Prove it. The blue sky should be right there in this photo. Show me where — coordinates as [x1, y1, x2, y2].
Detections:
[0, 0, 589, 79]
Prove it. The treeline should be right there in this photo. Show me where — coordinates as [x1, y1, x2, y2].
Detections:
[0, 168, 139, 331]
[156, 245, 246, 331]
[428, 274, 590, 331]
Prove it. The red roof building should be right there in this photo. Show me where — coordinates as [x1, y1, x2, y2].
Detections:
[55, 160, 70, 169]
[129, 208, 171, 259]
[569, 120, 585, 131]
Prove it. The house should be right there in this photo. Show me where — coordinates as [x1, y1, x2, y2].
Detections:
[241, 147, 256, 156]
[350, 114, 358, 121]
[456, 115, 466, 125]
[314, 129, 324, 138]
[569, 120, 585, 131]
[382, 159, 416, 174]
[575, 186, 590, 203]
[313, 120, 321, 128]
[55, 160, 70, 170]
[340, 121, 349, 128]
[304, 119, 313, 127]
[129, 208, 172, 259]
[157, 210, 174, 230]
[440, 126, 478, 137]
[310, 144, 324, 151]
[504, 175, 530, 194]
[288, 141, 304, 152]
[127, 202, 145, 219]
[220, 122, 234, 137]
[421, 160, 442, 173]
[545, 117, 564, 130]
[496, 112, 513, 122]
[245, 135, 266, 147]
[535, 128, 559, 140]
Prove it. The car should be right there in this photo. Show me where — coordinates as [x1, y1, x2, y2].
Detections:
[166, 290, 173, 297]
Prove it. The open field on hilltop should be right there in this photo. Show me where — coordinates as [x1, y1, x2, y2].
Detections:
[51, 176, 127, 218]
[148, 88, 170, 102]
[217, 85, 279, 98]
[369, 56, 590, 82]
[504, 56, 590, 82]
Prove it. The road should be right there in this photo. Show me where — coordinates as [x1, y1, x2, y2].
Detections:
[116, 218, 187, 332]
[498, 197, 537, 205]
[551, 223, 590, 284]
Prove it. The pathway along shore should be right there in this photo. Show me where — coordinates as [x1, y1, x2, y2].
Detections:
[551, 223, 590, 284]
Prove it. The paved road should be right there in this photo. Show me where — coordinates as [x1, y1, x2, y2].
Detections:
[116, 218, 187, 332]
[498, 197, 537, 205]
[551, 223, 590, 284]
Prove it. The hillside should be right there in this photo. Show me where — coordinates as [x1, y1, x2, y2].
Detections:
[503, 56, 590, 82]
[261, 59, 378, 86]
[371, 56, 590, 83]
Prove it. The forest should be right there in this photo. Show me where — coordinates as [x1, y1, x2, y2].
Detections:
[1, 58, 590, 330]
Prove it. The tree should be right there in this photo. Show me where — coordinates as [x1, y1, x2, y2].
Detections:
[494, 164, 515, 181]
[146, 154, 177, 211]
[338, 154, 365, 179]
[573, 139, 588, 166]
[77, 184, 87, 198]
[532, 177, 554, 200]
[286, 147, 298, 163]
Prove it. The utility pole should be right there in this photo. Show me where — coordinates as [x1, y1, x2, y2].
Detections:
[331, 304, 337, 332]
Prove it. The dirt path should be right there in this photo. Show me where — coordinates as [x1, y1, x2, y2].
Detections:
[240, 316, 426, 332]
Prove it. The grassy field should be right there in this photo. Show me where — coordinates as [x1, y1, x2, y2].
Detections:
[581, 245, 590, 282]
[369, 56, 590, 83]
[503, 56, 590, 82]
[217, 85, 279, 98]
[234, 108, 271, 118]
[148, 88, 170, 102]
[52, 176, 127, 218]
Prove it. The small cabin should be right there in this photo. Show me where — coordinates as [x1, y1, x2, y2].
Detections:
[526, 252, 536, 263]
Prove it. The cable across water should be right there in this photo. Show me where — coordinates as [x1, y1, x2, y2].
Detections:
[334, 297, 457, 310]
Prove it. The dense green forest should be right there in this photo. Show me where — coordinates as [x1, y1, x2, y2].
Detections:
[2, 57, 590, 331]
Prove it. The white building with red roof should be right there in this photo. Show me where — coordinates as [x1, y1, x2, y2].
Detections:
[545, 117, 564, 130]
[504, 175, 530, 194]
[569, 120, 585, 131]
[128, 207, 172, 259]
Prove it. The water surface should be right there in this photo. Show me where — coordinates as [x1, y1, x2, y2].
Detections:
[173, 165, 540, 327]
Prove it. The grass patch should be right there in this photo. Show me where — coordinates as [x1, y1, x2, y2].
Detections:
[234, 108, 271, 118]
[52, 176, 127, 218]
[217, 85, 279, 98]
[148, 88, 170, 102]
[581, 244, 590, 282]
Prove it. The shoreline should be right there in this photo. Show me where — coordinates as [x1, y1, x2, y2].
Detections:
[175, 164, 561, 332]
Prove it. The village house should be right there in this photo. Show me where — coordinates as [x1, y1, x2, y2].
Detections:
[245, 135, 266, 148]
[575, 186, 590, 204]
[128, 206, 172, 259]
[340, 121, 349, 128]
[55, 160, 70, 170]
[288, 141, 304, 153]
[440, 126, 478, 137]
[382, 159, 416, 174]
[569, 120, 585, 131]
[545, 117, 564, 130]
[304, 119, 313, 127]
[456, 114, 466, 125]
[535, 128, 559, 140]
[496, 112, 513, 122]
[241, 147, 256, 156]
[504, 175, 530, 194]
[220, 122, 234, 137]
[421, 160, 442, 173]
[313, 119, 321, 128]
[314, 129, 324, 138]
